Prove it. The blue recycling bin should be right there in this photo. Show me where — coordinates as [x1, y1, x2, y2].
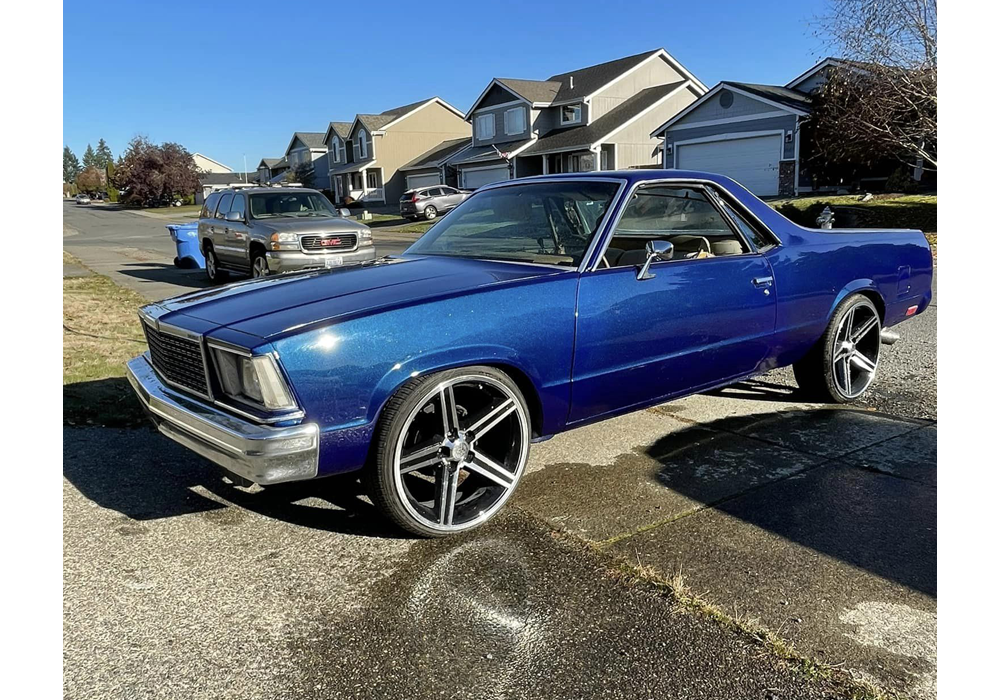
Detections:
[166, 222, 205, 269]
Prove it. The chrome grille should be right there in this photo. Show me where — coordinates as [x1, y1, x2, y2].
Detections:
[300, 233, 357, 252]
[142, 324, 210, 396]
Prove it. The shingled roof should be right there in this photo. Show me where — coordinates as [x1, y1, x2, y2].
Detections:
[723, 82, 813, 112]
[399, 138, 473, 171]
[521, 82, 688, 155]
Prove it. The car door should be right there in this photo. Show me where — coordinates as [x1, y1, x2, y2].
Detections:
[568, 183, 777, 424]
[223, 193, 250, 269]
[198, 192, 221, 252]
[439, 186, 463, 210]
[212, 192, 236, 265]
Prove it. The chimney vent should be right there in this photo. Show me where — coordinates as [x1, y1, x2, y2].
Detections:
[569, 76, 574, 89]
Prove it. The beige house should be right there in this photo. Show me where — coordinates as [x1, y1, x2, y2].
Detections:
[325, 97, 470, 205]
[447, 49, 707, 189]
[192, 153, 233, 174]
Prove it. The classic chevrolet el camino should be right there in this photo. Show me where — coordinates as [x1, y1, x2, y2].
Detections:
[127, 171, 933, 536]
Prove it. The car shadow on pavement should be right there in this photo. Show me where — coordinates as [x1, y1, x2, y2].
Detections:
[703, 378, 809, 403]
[117, 262, 213, 291]
[639, 408, 936, 593]
[63, 424, 406, 538]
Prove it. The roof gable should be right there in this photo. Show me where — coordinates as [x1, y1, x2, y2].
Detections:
[351, 97, 464, 136]
[285, 132, 325, 155]
[650, 81, 810, 136]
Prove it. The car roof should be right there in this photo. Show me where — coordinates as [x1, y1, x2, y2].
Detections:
[211, 187, 322, 195]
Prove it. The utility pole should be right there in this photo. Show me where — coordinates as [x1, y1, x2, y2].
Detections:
[243, 154, 248, 183]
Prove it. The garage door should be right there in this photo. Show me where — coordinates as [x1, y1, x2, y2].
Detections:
[676, 134, 782, 196]
[462, 165, 509, 190]
[406, 172, 442, 190]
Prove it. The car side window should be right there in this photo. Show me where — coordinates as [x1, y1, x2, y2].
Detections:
[428, 188, 443, 197]
[229, 194, 246, 220]
[715, 196, 772, 251]
[201, 193, 220, 219]
[604, 185, 749, 267]
[215, 193, 233, 219]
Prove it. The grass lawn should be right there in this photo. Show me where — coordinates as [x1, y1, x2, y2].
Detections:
[361, 213, 435, 234]
[64, 254, 148, 426]
[769, 194, 937, 244]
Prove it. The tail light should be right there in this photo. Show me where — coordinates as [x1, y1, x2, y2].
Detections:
[411, 193, 420, 202]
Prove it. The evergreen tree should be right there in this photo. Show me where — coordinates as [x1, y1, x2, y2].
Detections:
[95, 139, 114, 169]
[63, 146, 82, 183]
[82, 144, 98, 169]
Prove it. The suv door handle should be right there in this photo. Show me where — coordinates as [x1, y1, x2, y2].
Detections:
[752, 276, 773, 288]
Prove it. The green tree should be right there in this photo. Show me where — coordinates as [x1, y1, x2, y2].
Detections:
[76, 166, 104, 195]
[105, 160, 119, 202]
[63, 146, 82, 183]
[82, 144, 98, 169]
[95, 139, 114, 169]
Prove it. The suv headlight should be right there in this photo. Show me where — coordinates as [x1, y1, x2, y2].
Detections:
[359, 228, 373, 246]
[269, 232, 299, 250]
[212, 347, 297, 411]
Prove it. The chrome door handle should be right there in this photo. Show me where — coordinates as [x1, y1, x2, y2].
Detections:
[752, 276, 773, 288]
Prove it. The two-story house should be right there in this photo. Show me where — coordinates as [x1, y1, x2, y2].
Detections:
[283, 132, 330, 189]
[649, 57, 924, 197]
[446, 49, 706, 190]
[325, 97, 470, 205]
[256, 157, 287, 184]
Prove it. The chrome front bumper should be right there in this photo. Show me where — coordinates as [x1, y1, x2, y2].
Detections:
[266, 247, 376, 274]
[126, 355, 319, 485]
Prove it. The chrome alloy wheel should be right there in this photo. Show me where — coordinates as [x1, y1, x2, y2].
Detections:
[206, 249, 217, 278]
[252, 255, 268, 278]
[832, 303, 881, 399]
[392, 375, 529, 532]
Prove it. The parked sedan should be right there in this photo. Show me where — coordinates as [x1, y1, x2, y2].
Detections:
[75, 194, 91, 205]
[127, 171, 932, 537]
[399, 185, 470, 220]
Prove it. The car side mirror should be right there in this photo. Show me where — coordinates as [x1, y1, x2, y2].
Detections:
[339, 208, 352, 218]
[637, 240, 673, 281]
[225, 211, 244, 222]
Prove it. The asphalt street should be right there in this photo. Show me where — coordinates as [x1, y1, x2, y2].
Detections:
[63, 201, 937, 699]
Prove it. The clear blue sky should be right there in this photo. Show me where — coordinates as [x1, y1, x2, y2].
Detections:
[64, 0, 830, 171]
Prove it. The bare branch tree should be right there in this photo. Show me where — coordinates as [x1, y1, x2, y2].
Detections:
[811, 0, 937, 170]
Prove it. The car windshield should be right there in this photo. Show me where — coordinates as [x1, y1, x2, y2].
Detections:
[249, 192, 337, 219]
[404, 180, 620, 267]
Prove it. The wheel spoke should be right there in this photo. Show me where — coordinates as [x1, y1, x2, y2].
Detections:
[439, 385, 461, 436]
[842, 308, 855, 340]
[842, 356, 852, 390]
[851, 316, 878, 343]
[851, 352, 877, 373]
[399, 442, 443, 474]
[464, 451, 516, 489]
[834, 344, 852, 362]
[469, 400, 516, 443]
[434, 466, 460, 525]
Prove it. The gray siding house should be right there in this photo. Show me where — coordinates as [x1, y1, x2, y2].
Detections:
[282, 132, 330, 190]
[651, 57, 903, 197]
[447, 49, 707, 189]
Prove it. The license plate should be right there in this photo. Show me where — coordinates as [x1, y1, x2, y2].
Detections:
[324, 256, 344, 268]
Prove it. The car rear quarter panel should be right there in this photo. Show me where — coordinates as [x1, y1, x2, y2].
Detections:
[271, 274, 579, 476]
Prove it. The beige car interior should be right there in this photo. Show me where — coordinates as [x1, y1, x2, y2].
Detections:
[602, 185, 751, 269]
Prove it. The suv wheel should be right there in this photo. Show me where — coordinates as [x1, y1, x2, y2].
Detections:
[424, 205, 437, 221]
[204, 245, 226, 283]
[251, 251, 268, 279]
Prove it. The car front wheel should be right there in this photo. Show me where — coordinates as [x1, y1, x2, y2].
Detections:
[251, 250, 268, 278]
[365, 366, 531, 537]
[204, 245, 226, 284]
[793, 294, 882, 403]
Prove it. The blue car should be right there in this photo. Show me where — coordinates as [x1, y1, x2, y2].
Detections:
[126, 171, 933, 536]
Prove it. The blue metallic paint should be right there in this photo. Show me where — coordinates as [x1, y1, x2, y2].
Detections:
[146, 171, 933, 478]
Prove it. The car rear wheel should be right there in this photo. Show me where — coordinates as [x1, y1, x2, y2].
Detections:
[204, 245, 226, 284]
[424, 205, 437, 221]
[365, 366, 531, 537]
[793, 294, 882, 403]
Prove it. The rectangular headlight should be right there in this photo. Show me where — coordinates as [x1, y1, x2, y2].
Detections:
[211, 347, 297, 412]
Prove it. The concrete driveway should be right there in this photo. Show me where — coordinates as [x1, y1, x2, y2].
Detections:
[63, 204, 936, 699]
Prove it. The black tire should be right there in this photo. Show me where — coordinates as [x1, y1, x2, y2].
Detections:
[364, 365, 531, 537]
[424, 205, 437, 221]
[793, 294, 881, 403]
[204, 244, 227, 284]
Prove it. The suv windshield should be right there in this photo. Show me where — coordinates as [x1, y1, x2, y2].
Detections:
[249, 192, 337, 219]
[405, 180, 620, 267]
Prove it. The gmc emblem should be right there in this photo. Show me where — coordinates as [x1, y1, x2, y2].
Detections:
[320, 238, 342, 247]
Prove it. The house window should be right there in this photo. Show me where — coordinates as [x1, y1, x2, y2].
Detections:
[350, 172, 363, 190]
[560, 104, 582, 125]
[357, 130, 368, 159]
[330, 138, 340, 163]
[504, 107, 525, 135]
[475, 113, 495, 140]
[367, 171, 378, 189]
[338, 140, 346, 163]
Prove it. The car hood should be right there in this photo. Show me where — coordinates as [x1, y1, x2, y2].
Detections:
[155, 256, 568, 341]
[254, 217, 369, 235]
